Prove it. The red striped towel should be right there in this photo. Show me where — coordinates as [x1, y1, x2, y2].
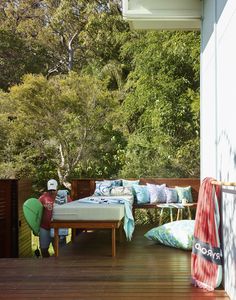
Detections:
[191, 177, 222, 290]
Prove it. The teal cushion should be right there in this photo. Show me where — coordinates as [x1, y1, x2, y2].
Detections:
[122, 179, 140, 200]
[175, 186, 193, 203]
[133, 185, 149, 204]
[144, 220, 195, 250]
[122, 179, 140, 187]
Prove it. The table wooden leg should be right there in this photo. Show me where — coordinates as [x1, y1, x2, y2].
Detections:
[187, 207, 192, 219]
[177, 209, 184, 221]
[177, 209, 180, 220]
[159, 208, 164, 225]
[54, 228, 59, 257]
[112, 227, 116, 257]
[170, 208, 173, 222]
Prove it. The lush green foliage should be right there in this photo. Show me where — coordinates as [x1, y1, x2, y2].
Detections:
[0, 72, 125, 189]
[119, 31, 200, 177]
[0, 0, 200, 191]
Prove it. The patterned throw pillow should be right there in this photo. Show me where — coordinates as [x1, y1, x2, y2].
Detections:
[133, 185, 150, 204]
[165, 187, 178, 203]
[175, 186, 193, 203]
[110, 186, 133, 196]
[144, 220, 195, 250]
[55, 189, 69, 205]
[94, 181, 113, 196]
[146, 183, 166, 203]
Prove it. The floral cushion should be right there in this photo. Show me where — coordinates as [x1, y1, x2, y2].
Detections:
[110, 186, 133, 196]
[144, 220, 195, 250]
[105, 179, 122, 186]
[94, 180, 113, 196]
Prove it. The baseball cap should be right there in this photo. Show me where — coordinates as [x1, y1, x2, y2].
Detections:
[47, 179, 58, 191]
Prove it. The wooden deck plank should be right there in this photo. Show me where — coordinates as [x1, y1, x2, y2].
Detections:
[0, 225, 229, 300]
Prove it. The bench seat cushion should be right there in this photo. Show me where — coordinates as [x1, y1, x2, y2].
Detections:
[52, 197, 131, 221]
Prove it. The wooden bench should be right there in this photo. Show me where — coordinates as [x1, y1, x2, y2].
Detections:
[133, 178, 200, 224]
[71, 178, 200, 224]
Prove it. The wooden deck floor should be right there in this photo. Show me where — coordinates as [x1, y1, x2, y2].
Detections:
[0, 225, 229, 299]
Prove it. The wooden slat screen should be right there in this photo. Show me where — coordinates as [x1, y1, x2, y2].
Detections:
[18, 179, 32, 257]
[0, 179, 32, 258]
[10, 180, 18, 257]
[0, 180, 12, 257]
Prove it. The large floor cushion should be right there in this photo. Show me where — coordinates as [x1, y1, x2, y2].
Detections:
[144, 220, 195, 250]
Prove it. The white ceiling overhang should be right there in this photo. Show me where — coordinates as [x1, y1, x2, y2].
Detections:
[122, 0, 202, 30]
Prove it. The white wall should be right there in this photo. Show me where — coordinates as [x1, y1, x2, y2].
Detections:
[201, 1, 236, 298]
[200, 0, 217, 180]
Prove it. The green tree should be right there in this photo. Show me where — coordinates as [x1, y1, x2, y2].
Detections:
[119, 31, 200, 177]
[0, 28, 49, 91]
[0, 1, 200, 185]
[0, 0, 130, 89]
[0, 72, 125, 189]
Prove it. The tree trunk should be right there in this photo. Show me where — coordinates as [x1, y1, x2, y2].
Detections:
[68, 32, 78, 71]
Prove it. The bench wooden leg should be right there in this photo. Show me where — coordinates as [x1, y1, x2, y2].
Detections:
[71, 228, 76, 242]
[118, 225, 124, 242]
[112, 227, 116, 257]
[54, 228, 59, 257]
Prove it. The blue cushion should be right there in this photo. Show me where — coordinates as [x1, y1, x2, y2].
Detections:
[165, 187, 178, 203]
[144, 220, 195, 250]
[175, 186, 193, 203]
[133, 185, 149, 204]
[146, 183, 166, 203]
